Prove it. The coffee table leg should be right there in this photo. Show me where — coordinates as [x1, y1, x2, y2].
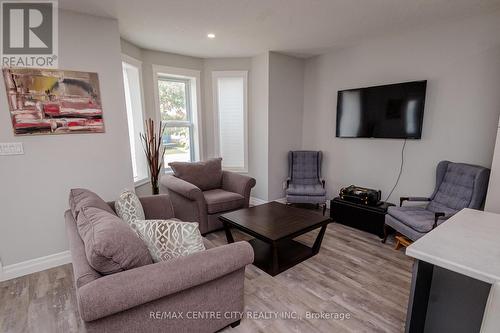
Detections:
[223, 221, 235, 243]
[312, 224, 328, 254]
[271, 242, 279, 275]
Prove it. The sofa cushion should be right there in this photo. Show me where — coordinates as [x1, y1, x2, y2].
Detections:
[286, 183, 326, 196]
[427, 162, 477, 215]
[77, 206, 152, 275]
[387, 206, 442, 233]
[69, 188, 116, 219]
[290, 151, 321, 184]
[169, 158, 223, 191]
[203, 189, 245, 214]
[286, 194, 326, 204]
[115, 189, 145, 233]
[135, 219, 205, 262]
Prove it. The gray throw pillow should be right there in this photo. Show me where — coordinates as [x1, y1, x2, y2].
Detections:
[135, 219, 205, 262]
[69, 188, 116, 219]
[169, 158, 223, 191]
[114, 189, 145, 232]
[77, 206, 152, 274]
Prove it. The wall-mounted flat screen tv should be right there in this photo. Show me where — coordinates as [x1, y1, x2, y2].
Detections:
[336, 80, 427, 139]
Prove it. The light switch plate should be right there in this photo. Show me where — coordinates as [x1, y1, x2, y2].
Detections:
[0, 142, 24, 155]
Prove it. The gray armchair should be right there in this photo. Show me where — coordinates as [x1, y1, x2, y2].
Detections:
[160, 158, 256, 234]
[384, 160, 490, 242]
[285, 151, 327, 215]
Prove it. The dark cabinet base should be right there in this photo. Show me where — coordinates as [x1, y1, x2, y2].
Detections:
[406, 260, 491, 333]
[330, 197, 394, 238]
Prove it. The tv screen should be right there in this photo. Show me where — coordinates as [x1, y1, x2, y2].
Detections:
[336, 80, 427, 139]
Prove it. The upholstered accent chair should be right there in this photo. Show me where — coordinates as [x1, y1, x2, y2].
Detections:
[384, 160, 490, 242]
[285, 151, 327, 215]
[160, 158, 256, 234]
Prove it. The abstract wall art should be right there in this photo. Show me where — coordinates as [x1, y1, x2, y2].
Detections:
[3, 68, 104, 135]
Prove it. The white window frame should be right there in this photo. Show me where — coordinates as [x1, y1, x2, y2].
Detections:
[152, 65, 203, 171]
[212, 70, 248, 173]
[122, 54, 149, 186]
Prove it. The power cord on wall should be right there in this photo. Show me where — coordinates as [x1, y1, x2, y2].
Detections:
[385, 139, 407, 202]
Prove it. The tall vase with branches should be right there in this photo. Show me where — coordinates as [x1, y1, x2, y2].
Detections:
[140, 118, 166, 195]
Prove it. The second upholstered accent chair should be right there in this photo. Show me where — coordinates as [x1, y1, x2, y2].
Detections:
[285, 151, 327, 215]
[160, 158, 256, 234]
[384, 160, 490, 242]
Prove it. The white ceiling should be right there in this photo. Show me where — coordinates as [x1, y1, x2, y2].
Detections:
[59, 0, 500, 58]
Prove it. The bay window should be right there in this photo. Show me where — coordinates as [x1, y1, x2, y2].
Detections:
[153, 65, 202, 170]
[122, 56, 148, 184]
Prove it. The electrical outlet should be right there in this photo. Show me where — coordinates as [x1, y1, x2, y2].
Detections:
[0, 142, 24, 155]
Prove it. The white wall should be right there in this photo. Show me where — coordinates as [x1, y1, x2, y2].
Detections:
[0, 11, 133, 266]
[248, 53, 270, 200]
[302, 11, 500, 203]
[485, 124, 500, 213]
[121, 39, 142, 61]
[268, 52, 305, 200]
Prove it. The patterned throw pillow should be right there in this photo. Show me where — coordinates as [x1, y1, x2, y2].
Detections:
[115, 189, 145, 232]
[135, 219, 205, 262]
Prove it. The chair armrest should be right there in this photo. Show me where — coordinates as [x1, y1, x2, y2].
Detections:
[400, 197, 431, 206]
[221, 171, 256, 197]
[139, 194, 175, 219]
[433, 212, 446, 229]
[77, 241, 254, 322]
[160, 175, 204, 201]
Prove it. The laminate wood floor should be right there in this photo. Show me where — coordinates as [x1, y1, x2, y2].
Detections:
[0, 221, 413, 333]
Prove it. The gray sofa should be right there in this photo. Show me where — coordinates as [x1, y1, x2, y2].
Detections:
[65, 193, 253, 333]
[161, 158, 256, 234]
[384, 160, 490, 241]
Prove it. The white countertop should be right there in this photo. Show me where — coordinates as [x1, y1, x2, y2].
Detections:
[406, 208, 500, 284]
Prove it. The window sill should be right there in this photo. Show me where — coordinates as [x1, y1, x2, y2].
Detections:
[224, 168, 248, 174]
[134, 177, 150, 187]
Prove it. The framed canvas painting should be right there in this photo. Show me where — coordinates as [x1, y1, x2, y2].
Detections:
[3, 68, 105, 135]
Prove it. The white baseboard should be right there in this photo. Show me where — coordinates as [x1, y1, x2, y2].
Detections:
[0, 251, 72, 282]
[274, 197, 287, 204]
[250, 197, 290, 205]
[273, 197, 330, 209]
[250, 196, 268, 206]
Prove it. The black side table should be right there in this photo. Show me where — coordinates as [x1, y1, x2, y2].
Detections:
[330, 197, 394, 238]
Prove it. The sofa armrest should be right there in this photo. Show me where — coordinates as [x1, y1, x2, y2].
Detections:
[160, 175, 204, 202]
[77, 241, 254, 322]
[139, 194, 175, 220]
[221, 171, 256, 200]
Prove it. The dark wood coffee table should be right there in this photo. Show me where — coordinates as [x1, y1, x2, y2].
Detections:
[219, 202, 330, 276]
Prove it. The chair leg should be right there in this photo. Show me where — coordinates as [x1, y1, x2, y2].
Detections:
[382, 224, 391, 243]
[322, 203, 327, 216]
